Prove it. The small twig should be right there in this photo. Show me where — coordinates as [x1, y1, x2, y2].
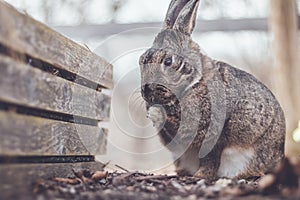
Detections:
[135, 174, 177, 181]
[114, 164, 130, 173]
[184, 178, 202, 184]
[102, 161, 110, 169]
[82, 43, 91, 52]
[147, 179, 165, 184]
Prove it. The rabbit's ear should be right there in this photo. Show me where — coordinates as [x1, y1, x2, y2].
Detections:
[163, 0, 191, 29]
[173, 0, 200, 35]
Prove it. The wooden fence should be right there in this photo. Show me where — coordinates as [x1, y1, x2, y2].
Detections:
[0, 1, 113, 198]
[53, 16, 300, 39]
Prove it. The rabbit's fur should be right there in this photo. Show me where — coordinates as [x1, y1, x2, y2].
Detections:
[139, 0, 285, 180]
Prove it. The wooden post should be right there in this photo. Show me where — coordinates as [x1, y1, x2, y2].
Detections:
[269, 0, 300, 156]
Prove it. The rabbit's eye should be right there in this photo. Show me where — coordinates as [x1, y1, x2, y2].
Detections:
[164, 57, 173, 66]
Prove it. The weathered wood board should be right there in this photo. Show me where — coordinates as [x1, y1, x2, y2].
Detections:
[0, 1, 113, 89]
[0, 55, 110, 121]
[0, 3, 111, 199]
[0, 111, 107, 156]
[0, 161, 105, 199]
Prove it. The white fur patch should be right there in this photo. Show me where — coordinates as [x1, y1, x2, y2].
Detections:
[217, 147, 254, 178]
[147, 105, 165, 129]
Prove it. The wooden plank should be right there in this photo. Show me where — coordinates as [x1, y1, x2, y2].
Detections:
[0, 161, 105, 199]
[53, 18, 269, 39]
[0, 55, 110, 121]
[0, 111, 107, 156]
[0, 1, 113, 89]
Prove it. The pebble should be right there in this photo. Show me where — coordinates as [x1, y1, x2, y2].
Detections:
[238, 179, 247, 185]
[145, 185, 157, 192]
[99, 179, 107, 184]
[186, 194, 197, 200]
[171, 196, 183, 200]
[170, 181, 187, 193]
[215, 178, 232, 187]
[69, 187, 76, 195]
[196, 179, 206, 187]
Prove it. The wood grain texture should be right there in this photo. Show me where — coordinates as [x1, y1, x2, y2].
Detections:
[0, 111, 107, 156]
[0, 1, 113, 89]
[0, 161, 105, 199]
[0, 55, 110, 120]
[269, 0, 300, 156]
[54, 18, 271, 39]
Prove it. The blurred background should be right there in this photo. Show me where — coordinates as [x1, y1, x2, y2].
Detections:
[4, 0, 300, 173]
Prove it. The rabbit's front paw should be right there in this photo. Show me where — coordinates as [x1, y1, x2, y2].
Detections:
[194, 167, 217, 180]
[147, 105, 166, 129]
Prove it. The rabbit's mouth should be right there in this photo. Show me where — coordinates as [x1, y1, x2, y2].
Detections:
[141, 83, 176, 106]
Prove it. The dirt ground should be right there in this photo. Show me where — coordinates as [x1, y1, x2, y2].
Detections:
[32, 158, 300, 200]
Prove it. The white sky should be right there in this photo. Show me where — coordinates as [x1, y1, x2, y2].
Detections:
[4, 0, 271, 25]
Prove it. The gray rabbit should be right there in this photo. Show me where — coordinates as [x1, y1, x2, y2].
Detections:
[139, 0, 285, 180]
